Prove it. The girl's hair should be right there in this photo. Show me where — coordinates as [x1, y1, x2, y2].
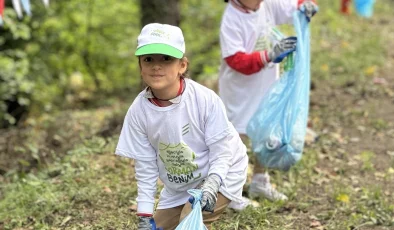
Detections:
[180, 56, 190, 78]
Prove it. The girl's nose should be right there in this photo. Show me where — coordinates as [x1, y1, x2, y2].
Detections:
[152, 63, 162, 70]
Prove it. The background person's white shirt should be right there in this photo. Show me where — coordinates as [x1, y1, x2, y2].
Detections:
[219, 0, 298, 134]
[116, 79, 248, 214]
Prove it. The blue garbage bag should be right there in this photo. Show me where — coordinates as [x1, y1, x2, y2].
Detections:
[354, 0, 375, 18]
[175, 189, 208, 230]
[246, 11, 310, 171]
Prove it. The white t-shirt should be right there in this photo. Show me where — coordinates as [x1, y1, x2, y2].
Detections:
[116, 79, 248, 214]
[218, 0, 298, 134]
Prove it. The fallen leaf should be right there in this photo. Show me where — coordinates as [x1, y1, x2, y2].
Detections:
[364, 65, 377, 76]
[330, 132, 346, 144]
[321, 64, 329, 72]
[349, 137, 360, 142]
[336, 194, 350, 203]
[310, 220, 322, 227]
[384, 87, 394, 97]
[61, 216, 72, 226]
[347, 159, 358, 166]
[374, 172, 386, 178]
[341, 41, 349, 48]
[103, 186, 112, 193]
[351, 178, 360, 185]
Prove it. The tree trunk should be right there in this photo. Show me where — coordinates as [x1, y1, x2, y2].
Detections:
[138, 0, 181, 89]
[139, 0, 180, 27]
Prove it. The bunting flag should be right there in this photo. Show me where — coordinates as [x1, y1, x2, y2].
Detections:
[0, 0, 4, 26]
[42, 0, 49, 8]
[20, 0, 31, 16]
[12, 0, 23, 19]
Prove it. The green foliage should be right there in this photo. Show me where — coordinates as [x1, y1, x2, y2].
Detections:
[1, 1, 142, 127]
[181, 0, 224, 80]
[0, 9, 34, 126]
[360, 151, 376, 171]
[371, 118, 389, 131]
[0, 1, 230, 128]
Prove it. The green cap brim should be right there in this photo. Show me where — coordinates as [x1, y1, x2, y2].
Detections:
[135, 43, 183, 59]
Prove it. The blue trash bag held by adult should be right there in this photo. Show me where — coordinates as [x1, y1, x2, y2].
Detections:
[246, 11, 310, 171]
[354, 0, 375, 18]
[175, 189, 208, 230]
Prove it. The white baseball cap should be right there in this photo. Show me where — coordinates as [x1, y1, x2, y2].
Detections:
[135, 23, 185, 59]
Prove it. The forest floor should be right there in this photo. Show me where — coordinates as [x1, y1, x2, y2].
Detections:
[1, 1, 394, 230]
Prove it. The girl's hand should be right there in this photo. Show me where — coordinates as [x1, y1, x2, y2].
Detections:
[137, 215, 152, 230]
[137, 215, 163, 230]
[268, 37, 297, 64]
[298, 0, 319, 22]
[199, 174, 222, 212]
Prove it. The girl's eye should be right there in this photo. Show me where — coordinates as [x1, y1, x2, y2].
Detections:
[143, 57, 153, 62]
[163, 55, 173, 61]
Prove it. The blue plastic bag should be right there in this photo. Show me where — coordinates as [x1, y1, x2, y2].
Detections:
[175, 189, 208, 230]
[246, 11, 310, 171]
[354, 0, 375, 18]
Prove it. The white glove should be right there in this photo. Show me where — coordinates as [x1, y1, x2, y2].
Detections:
[299, 0, 319, 21]
[199, 174, 221, 212]
[266, 37, 297, 63]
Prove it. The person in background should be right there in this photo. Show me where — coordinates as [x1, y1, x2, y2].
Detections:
[116, 23, 248, 230]
[219, 0, 318, 210]
[341, 0, 352, 14]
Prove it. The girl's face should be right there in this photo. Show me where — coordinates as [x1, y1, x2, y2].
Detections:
[139, 54, 188, 93]
[239, 0, 263, 11]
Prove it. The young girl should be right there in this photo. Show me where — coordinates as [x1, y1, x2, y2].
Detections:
[219, 0, 318, 209]
[116, 23, 248, 230]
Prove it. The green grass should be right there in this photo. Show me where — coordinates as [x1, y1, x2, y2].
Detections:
[0, 137, 139, 229]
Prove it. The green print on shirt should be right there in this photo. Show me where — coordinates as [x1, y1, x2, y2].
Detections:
[159, 142, 201, 184]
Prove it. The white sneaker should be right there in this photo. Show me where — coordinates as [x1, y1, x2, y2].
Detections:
[248, 173, 288, 201]
[227, 196, 260, 211]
